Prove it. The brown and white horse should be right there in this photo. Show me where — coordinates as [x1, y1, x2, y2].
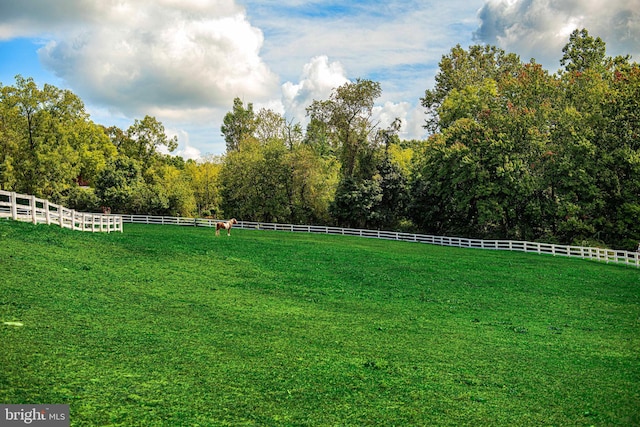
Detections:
[215, 218, 238, 236]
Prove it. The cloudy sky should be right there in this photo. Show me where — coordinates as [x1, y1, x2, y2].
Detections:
[1, 0, 638, 159]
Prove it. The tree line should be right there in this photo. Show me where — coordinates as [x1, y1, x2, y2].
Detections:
[1, 29, 638, 250]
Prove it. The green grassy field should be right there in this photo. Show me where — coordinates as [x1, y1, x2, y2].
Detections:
[1, 220, 638, 426]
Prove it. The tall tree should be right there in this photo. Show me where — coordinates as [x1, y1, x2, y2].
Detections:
[153, 164, 196, 217]
[221, 97, 256, 152]
[421, 45, 521, 133]
[560, 29, 607, 73]
[412, 55, 560, 240]
[185, 157, 223, 217]
[255, 108, 286, 144]
[219, 139, 266, 220]
[289, 144, 339, 224]
[587, 58, 640, 248]
[0, 82, 20, 191]
[123, 115, 178, 169]
[330, 176, 382, 229]
[0, 76, 114, 201]
[371, 155, 409, 229]
[219, 139, 289, 222]
[306, 79, 382, 178]
[95, 157, 145, 213]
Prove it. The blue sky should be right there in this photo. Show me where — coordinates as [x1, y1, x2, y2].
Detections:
[0, 38, 58, 85]
[1, 0, 638, 159]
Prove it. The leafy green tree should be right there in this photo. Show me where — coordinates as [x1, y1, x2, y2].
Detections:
[373, 155, 410, 229]
[306, 79, 413, 229]
[330, 176, 382, 229]
[0, 76, 114, 201]
[154, 164, 197, 217]
[128, 183, 170, 215]
[547, 30, 639, 248]
[411, 32, 638, 249]
[421, 45, 521, 133]
[306, 79, 382, 178]
[254, 108, 304, 150]
[220, 98, 340, 223]
[3, 76, 79, 197]
[95, 157, 145, 213]
[72, 120, 117, 188]
[259, 140, 295, 222]
[255, 108, 286, 144]
[289, 144, 339, 224]
[221, 97, 256, 152]
[410, 124, 488, 237]
[546, 77, 603, 244]
[303, 117, 334, 157]
[560, 29, 607, 73]
[589, 60, 640, 249]
[412, 56, 559, 240]
[100, 116, 195, 215]
[185, 157, 223, 217]
[0, 83, 21, 191]
[120, 115, 178, 170]
[64, 186, 101, 212]
[219, 138, 266, 220]
[219, 138, 290, 222]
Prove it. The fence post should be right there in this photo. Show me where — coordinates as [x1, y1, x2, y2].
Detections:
[11, 192, 17, 220]
[30, 195, 37, 224]
[44, 200, 51, 225]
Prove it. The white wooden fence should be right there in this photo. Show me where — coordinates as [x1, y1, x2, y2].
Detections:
[120, 214, 640, 268]
[2, 190, 634, 266]
[0, 190, 123, 233]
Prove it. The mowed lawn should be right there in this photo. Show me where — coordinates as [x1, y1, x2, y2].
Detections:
[0, 220, 638, 426]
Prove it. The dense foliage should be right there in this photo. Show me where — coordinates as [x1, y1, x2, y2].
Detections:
[1, 29, 638, 249]
[415, 30, 639, 249]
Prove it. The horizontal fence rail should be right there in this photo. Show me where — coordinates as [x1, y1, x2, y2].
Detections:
[119, 215, 640, 268]
[0, 190, 122, 233]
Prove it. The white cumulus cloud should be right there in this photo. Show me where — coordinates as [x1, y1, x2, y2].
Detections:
[34, 0, 279, 117]
[0, 0, 281, 156]
[474, 0, 640, 68]
[281, 55, 349, 125]
[280, 55, 427, 142]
